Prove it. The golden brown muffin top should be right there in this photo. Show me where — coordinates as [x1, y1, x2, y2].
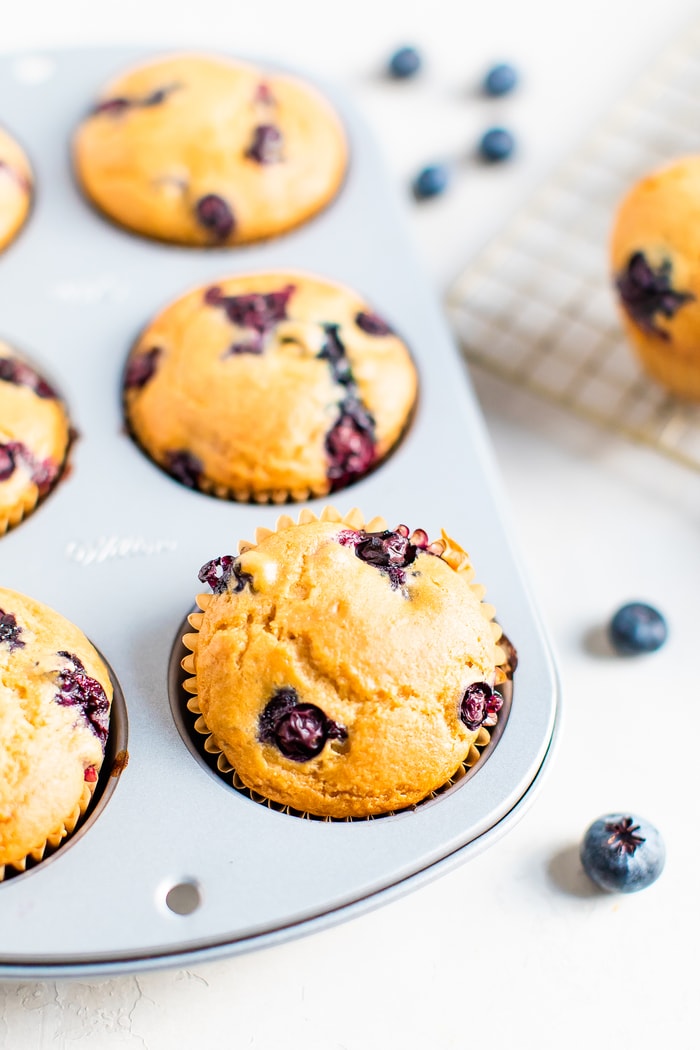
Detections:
[73, 52, 348, 245]
[183, 511, 505, 817]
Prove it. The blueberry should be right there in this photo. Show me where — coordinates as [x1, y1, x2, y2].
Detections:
[388, 46, 422, 79]
[55, 651, 110, 749]
[580, 814, 665, 893]
[478, 127, 515, 162]
[616, 252, 693, 341]
[195, 194, 235, 241]
[483, 63, 518, 96]
[608, 601, 668, 655]
[459, 682, 503, 731]
[412, 164, 450, 200]
[258, 687, 347, 762]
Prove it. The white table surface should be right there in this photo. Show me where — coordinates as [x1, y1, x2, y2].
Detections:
[2, 1, 699, 1046]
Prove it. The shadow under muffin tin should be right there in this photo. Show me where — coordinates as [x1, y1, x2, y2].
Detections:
[0, 47, 557, 978]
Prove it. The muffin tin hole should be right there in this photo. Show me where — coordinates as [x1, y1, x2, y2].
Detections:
[0, 649, 129, 883]
[164, 879, 201, 916]
[167, 612, 513, 823]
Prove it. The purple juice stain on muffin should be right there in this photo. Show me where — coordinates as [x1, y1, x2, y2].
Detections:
[198, 555, 252, 595]
[326, 398, 376, 490]
[316, 325, 379, 488]
[616, 251, 695, 340]
[254, 82, 276, 106]
[0, 440, 58, 495]
[459, 682, 503, 731]
[245, 123, 284, 164]
[164, 449, 203, 489]
[195, 194, 236, 242]
[319, 324, 353, 385]
[0, 159, 30, 194]
[205, 283, 296, 355]
[92, 82, 181, 116]
[124, 347, 162, 390]
[0, 357, 56, 399]
[258, 686, 347, 762]
[355, 311, 393, 337]
[0, 610, 25, 652]
[55, 651, 110, 749]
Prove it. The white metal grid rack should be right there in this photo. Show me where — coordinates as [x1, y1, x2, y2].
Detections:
[448, 19, 700, 471]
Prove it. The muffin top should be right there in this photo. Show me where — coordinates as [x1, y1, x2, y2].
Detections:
[611, 156, 700, 350]
[123, 272, 418, 501]
[0, 126, 32, 252]
[0, 587, 113, 872]
[183, 510, 506, 818]
[0, 342, 71, 535]
[73, 52, 348, 246]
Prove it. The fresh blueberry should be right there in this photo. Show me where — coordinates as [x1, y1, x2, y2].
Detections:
[412, 164, 450, 200]
[478, 127, 515, 162]
[483, 63, 519, 96]
[580, 814, 665, 893]
[388, 46, 422, 79]
[608, 602, 668, 655]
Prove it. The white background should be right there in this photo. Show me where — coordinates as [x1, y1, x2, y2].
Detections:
[2, 1, 700, 1046]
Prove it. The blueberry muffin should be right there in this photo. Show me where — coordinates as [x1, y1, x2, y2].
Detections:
[0, 126, 32, 252]
[181, 507, 509, 818]
[0, 587, 113, 877]
[73, 52, 348, 246]
[0, 342, 71, 536]
[123, 272, 418, 501]
[611, 156, 700, 400]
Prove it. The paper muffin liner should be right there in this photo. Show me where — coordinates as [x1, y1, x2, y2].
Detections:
[180, 504, 512, 820]
[0, 480, 40, 537]
[0, 779, 96, 882]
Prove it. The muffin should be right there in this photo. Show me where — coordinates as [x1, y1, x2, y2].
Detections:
[123, 271, 418, 501]
[0, 587, 113, 878]
[0, 341, 72, 536]
[0, 125, 32, 252]
[611, 156, 700, 400]
[181, 507, 510, 818]
[73, 52, 348, 246]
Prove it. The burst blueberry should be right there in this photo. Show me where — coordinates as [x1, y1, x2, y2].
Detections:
[246, 123, 284, 164]
[55, 651, 110, 749]
[413, 164, 450, 200]
[616, 252, 693, 340]
[164, 449, 203, 489]
[198, 555, 251, 595]
[478, 127, 515, 162]
[580, 813, 665, 893]
[0, 610, 25, 652]
[388, 46, 422, 79]
[608, 601, 668, 655]
[483, 63, 518, 96]
[459, 682, 503, 730]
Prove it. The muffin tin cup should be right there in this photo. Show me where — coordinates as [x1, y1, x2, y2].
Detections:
[0, 46, 559, 977]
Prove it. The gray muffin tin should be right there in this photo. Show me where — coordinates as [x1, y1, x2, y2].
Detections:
[0, 48, 559, 978]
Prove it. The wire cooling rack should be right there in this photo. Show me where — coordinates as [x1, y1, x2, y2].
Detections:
[447, 19, 700, 471]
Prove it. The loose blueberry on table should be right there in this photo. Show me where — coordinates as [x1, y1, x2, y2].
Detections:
[412, 164, 450, 200]
[387, 46, 422, 79]
[478, 127, 515, 162]
[616, 252, 694, 339]
[608, 601, 667, 655]
[580, 813, 665, 893]
[483, 62, 519, 97]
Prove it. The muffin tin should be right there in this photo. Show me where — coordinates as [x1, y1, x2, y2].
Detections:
[0, 47, 559, 977]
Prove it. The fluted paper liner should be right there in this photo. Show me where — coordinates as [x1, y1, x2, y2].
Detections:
[180, 505, 512, 820]
[0, 780, 96, 881]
